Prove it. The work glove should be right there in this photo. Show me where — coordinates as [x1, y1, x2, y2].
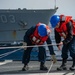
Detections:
[51, 55, 57, 64]
[23, 42, 27, 50]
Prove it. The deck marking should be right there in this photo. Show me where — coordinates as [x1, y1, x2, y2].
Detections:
[0, 60, 12, 65]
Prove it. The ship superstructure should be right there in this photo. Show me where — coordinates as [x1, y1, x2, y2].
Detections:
[0, 8, 58, 43]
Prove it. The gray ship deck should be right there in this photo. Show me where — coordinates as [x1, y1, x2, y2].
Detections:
[0, 60, 75, 75]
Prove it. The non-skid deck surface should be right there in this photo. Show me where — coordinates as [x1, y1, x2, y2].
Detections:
[0, 61, 75, 75]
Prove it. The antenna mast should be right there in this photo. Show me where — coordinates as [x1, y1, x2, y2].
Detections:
[54, 0, 56, 8]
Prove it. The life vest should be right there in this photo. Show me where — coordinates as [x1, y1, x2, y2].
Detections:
[55, 16, 75, 39]
[30, 23, 50, 45]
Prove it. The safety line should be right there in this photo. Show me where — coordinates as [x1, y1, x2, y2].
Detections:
[0, 43, 59, 49]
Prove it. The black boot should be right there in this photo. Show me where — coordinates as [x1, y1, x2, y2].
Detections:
[40, 62, 48, 70]
[22, 64, 29, 71]
[69, 58, 75, 71]
[57, 58, 67, 71]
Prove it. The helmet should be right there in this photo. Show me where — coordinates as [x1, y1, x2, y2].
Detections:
[50, 15, 60, 28]
[38, 24, 47, 37]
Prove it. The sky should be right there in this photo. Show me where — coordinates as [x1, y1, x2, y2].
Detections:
[0, 0, 75, 19]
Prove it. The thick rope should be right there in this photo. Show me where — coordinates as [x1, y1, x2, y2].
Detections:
[0, 43, 59, 49]
[46, 61, 53, 75]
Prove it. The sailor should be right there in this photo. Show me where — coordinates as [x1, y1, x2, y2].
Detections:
[22, 22, 56, 71]
[50, 15, 75, 71]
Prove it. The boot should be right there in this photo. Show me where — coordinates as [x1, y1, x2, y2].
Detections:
[22, 64, 29, 71]
[69, 58, 75, 71]
[57, 58, 67, 71]
[40, 62, 48, 70]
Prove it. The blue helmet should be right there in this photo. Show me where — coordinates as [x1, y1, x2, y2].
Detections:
[38, 24, 47, 37]
[50, 15, 60, 28]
